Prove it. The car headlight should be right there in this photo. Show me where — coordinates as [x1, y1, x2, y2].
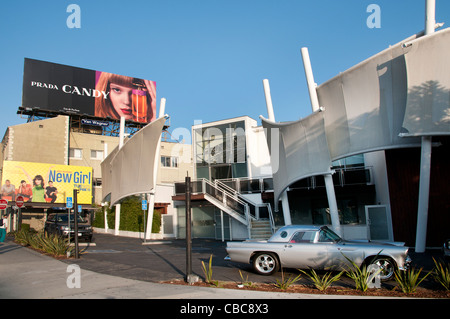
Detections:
[60, 226, 70, 231]
[445, 239, 450, 250]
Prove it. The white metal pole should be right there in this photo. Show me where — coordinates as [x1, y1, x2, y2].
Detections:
[301, 46, 341, 236]
[103, 142, 109, 233]
[301, 47, 320, 112]
[415, 136, 432, 252]
[263, 79, 276, 122]
[145, 99, 166, 240]
[220, 210, 224, 242]
[115, 116, 126, 236]
[415, 0, 435, 253]
[159, 97, 166, 119]
[280, 192, 292, 225]
[262, 79, 292, 224]
[425, 0, 436, 35]
[324, 174, 342, 237]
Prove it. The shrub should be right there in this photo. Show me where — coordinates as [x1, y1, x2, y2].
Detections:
[274, 269, 301, 290]
[394, 267, 429, 294]
[343, 253, 382, 292]
[432, 258, 450, 291]
[299, 268, 343, 291]
[201, 254, 219, 287]
[93, 196, 161, 233]
[14, 229, 73, 257]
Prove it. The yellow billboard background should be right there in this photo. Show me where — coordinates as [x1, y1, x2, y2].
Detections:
[2, 161, 92, 204]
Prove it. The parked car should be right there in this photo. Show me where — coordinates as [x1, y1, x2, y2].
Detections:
[44, 213, 93, 242]
[225, 225, 411, 281]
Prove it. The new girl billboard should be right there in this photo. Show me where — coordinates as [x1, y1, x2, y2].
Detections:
[22, 58, 156, 123]
[1, 161, 92, 204]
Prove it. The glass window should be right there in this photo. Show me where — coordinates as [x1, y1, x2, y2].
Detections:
[90, 150, 104, 160]
[318, 227, 341, 243]
[290, 231, 316, 243]
[161, 156, 179, 168]
[69, 148, 82, 159]
[171, 157, 179, 168]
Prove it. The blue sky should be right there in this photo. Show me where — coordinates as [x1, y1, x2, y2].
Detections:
[1, 0, 449, 142]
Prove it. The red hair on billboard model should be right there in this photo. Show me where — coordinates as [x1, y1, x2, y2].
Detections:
[94, 72, 156, 123]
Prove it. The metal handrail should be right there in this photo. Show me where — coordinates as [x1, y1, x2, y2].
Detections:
[174, 178, 275, 236]
[215, 179, 274, 233]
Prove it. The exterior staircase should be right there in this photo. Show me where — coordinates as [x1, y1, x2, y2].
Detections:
[250, 219, 273, 240]
[176, 178, 275, 239]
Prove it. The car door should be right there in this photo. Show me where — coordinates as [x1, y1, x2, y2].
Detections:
[319, 229, 364, 271]
[278, 231, 329, 270]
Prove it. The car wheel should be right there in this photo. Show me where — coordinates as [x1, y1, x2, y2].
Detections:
[366, 256, 396, 281]
[252, 252, 279, 276]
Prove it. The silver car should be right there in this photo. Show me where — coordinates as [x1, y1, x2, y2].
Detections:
[225, 225, 411, 281]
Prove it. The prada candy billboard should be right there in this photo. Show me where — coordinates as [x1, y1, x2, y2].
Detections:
[22, 58, 156, 123]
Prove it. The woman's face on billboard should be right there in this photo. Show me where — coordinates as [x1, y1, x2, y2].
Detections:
[109, 83, 133, 119]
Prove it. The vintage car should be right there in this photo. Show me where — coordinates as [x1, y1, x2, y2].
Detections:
[225, 225, 411, 280]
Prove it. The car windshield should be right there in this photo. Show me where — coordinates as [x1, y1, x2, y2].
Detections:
[55, 214, 84, 223]
[318, 227, 342, 243]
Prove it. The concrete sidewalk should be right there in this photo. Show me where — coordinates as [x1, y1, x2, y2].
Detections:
[0, 238, 396, 300]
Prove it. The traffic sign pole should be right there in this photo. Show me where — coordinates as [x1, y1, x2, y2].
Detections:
[142, 198, 148, 243]
[16, 196, 24, 231]
[66, 197, 73, 250]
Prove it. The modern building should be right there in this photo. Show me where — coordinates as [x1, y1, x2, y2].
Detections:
[171, 114, 449, 249]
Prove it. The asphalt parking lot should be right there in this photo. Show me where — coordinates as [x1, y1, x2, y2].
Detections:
[62, 231, 445, 289]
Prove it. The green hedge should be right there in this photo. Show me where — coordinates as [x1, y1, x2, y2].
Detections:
[93, 196, 161, 233]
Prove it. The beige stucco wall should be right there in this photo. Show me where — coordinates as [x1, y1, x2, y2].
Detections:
[157, 141, 193, 184]
[2, 115, 69, 165]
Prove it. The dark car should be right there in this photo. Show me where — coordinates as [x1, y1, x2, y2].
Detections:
[444, 238, 450, 260]
[44, 213, 93, 242]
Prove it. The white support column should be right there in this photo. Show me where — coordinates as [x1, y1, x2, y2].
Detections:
[146, 192, 155, 240]
[263, 79, 291, 225]
[425, 0, 436, 35]
[114, 116, 126, 236]
[263, 79, 276, 122]
[324, 174, 342, 236]
[145, 98, 166, 240]
[301, 47, 320, 112]
[220, 210, 225, 242]
[415, 136, 432, 252]
[415, 0, 435, 253]
[301, 47, 341, 236]
[103, 142, 109, 233]
[280, 191, 292, 226]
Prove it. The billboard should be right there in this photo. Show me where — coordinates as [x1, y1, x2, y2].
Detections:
[1, 161, 92, 205]
[22, 58, 156, 123]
